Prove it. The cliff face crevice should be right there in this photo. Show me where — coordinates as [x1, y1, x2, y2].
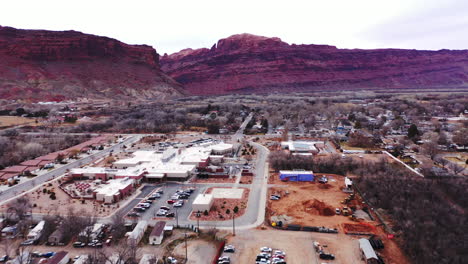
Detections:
[0, 26, 183, 101]
[161, 33, 468, 95]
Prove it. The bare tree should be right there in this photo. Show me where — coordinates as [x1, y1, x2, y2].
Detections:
[421, 141, 440, 160]
[449, 163, 465, 175]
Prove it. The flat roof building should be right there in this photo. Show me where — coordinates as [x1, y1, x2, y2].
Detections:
[192, 194, 214, 212]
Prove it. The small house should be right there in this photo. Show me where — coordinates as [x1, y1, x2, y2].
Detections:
[149, 221, 166, 245]
[48, 228, 65, 245]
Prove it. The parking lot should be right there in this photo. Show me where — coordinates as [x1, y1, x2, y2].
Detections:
[225, 229, 362, 264]
[121, 183, 203, 225]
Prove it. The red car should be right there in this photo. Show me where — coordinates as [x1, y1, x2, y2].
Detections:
[166, 199, 176, 204]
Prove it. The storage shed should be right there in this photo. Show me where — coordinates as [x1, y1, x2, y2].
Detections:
[279, 170, 314, 182]
[359, 238, 379, 264]
[149, 221, 166, 245]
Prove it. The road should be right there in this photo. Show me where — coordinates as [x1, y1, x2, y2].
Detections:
[0, 135, 141, 204]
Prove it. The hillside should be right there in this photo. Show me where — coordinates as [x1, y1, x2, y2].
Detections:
[161, 33, 468, 95]
[0, 26, 184, 101]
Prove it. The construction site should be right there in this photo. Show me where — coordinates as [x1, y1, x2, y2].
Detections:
[265, 170, 410, 264]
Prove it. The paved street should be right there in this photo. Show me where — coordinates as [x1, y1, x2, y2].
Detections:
[0, 135, 141, 204]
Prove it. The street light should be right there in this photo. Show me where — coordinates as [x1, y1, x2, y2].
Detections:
[184, 231, 188, 261]
[175, 207, 179, 228]
[196, 211, 201, 234]
[232, 210, 236, 236]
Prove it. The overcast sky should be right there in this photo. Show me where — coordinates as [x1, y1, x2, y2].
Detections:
[1, 0, 467, 54]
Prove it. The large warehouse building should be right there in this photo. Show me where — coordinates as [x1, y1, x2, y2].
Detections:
[279, 170, 314, 182]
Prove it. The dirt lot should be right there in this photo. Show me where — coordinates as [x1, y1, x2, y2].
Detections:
[266, 174, 409, 264]
[226, 229, 362, 264]
[0, 116, 40, 128]
[172, 238, 218, 264]
[268, 175, 356, 229]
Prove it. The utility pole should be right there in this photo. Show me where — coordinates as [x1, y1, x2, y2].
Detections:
[232, 210, 236, 236]
[184, 231, 188, 262]
[196, 211, 201, 234]
[175, 207, 179, 228]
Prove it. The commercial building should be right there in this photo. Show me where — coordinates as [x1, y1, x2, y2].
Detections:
[279, 171, 314, 182]
[192, 194, 214, 212]
[149, 221, 166, 245]
[281, 141, 322, 155]
[69, 141, 233, 182]
[94, 177, 134, 204]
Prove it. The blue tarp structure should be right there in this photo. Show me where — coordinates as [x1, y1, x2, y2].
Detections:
[279, 170, 314, 182]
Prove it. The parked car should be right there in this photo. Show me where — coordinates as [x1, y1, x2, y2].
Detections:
[73, 242, 86, 248]
[167, 256, 178, 263]
[134, 207, 146, 212]
[40, 252, 55, 258]
[0, 255, 8, 262]
[156, 189, 164, 194]
[260, 247, 272, 253]
[319, 252, 335, 260]
[270, 195, 280, 200]
[156, 210, 167, 216]
[20, 240, 34, 246]
[335, 208, 341, 215]
[167, 199, 176, 204]
[223, 245, 235, 253]
[318, 176, 328, 184]
[166, 212, 175, 217]
[174, 201, 184, 207]
[127, 212, 140, 217]
[160, 206, 170, 211]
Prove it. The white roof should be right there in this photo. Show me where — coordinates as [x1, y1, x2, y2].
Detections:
[281, 141, 320, 152]
[210, 142, 233, 152]
[95, 178, 134, 196]
[128, 221, 148, 240]
[279, 170, 313, 175]
[359, 239, 378, 260]
[193, 194, 214, 205]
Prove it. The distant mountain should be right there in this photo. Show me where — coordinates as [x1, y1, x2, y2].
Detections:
[0, 26, 184, 101]
[161, 33, 468, 95]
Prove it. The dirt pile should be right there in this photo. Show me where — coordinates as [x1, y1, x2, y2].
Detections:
[318, 183, 332, 189]
[302, 199, 335, 216]
[343, 223, 375, 234]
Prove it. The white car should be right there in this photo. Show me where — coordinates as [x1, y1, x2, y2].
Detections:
[174, 201, 184, 207]
[273, 250, 286, 256]
[167, 256, 178, 263]
[260, 247, 272, 253]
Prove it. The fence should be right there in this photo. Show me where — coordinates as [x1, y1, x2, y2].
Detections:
[211, 240, 226, 264]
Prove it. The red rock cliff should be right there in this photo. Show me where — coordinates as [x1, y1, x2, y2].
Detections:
[0, 26, 183, 101]
[161, 33, 468, 95]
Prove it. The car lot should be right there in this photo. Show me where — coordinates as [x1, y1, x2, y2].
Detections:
[122, 183, 202, 225]
[226, 229, 362, 264]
